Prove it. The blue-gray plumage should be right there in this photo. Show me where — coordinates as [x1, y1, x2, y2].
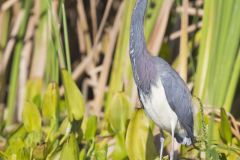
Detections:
[130, 0, 194, 159]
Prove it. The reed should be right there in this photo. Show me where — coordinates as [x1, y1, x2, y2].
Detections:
[0, 0, 239, 159]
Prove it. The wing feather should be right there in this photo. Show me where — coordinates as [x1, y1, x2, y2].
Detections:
[157, 62, 194, 140]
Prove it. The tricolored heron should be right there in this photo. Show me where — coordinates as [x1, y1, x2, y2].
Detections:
[129, 0, 194, 159]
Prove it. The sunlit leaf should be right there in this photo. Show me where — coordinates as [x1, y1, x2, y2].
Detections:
[59, 117, 71, 136]
[5, 139, 25, 156]
[106, 92, 132, 134]
[61, 69, 85, 121]
[79, 148, 86, 160]
[45, 140, 59, 159]
[59, 118, 72, 145]
[42, 82, 59, 120]
[219, 108, 232, 144]
[126, 109, 157, 160]
[5, 139, 30, 160]
[25, 79, 42, 107]
[24, 132, 42, 149]
[82, 115, 97, 141]
[8, 125, 27, 144]
[206, 146, 220, 160]
[111, 134, 128, 160]
[16, 149, 29, 160]
[94, 143, 107, 160]
[22, 102, 41, 132]
[60, 134, 79, 160]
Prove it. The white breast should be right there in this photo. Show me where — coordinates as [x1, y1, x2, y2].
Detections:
[139, 79, 178, 132]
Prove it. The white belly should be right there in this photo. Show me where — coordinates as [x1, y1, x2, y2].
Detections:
[139, 79, 178, 132]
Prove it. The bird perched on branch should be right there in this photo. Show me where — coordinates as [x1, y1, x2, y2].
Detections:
[129, 0, 194, 159]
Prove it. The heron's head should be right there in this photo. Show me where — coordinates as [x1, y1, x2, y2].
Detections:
[132, 0, 147, 21]
[130, 0, 148, 56]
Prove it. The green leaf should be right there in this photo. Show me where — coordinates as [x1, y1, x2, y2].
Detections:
[5, 139, 25, 156]
[24, 132, 42, 149]
[126, 109, 157, 160]
[8, 125, 27, 144]
[60, 134, 79, 160]
[219, 108, 232, 144]
[45, 140, 59, 159]
[111, 134, 127, 160]
[82, 115, 97, 141]
[61, 69, 85, 121]
[5, 138, 30, 160]
[194, 0, 240, 111]
[206, 146, 220, 160]
[59, 118, 72, 145]
[25, 79, 42, 107]
[59, 117, 71, 135]
[42, 82, 59, 120]
[106, 92, 132, 134]
[79, 149, 86, 160]
[22, 101, 42, 132]
[94, 143, 108, 160]
[16, 148, 30, 160]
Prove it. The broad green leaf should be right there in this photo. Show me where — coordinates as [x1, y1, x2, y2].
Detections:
[60, 134, 79, 160]
[16, 148, 29, 160]
[106, 92, 132, 134]
[219, 108, 232, 144]
[61, 70, 85, 121]
[111, 134, 127, 160]
[59, 117, 71, 135]
[42, 82, 59, 120]
[227, 150, 239, 160]
[22, 102, 41, 132]
[45, 140, 59, 159]
[0, 151, 8, 159]
[24, 132, 42, 149]
[206, 146, 220, 160]
[126, 109, 157, 160]
[8, 125, 27, 144]
[25, 79, 42, 107]
[82, 115, 97, 141]
[94, 143, 108, 160]
[79, 149, 86, 160]
[86, 140, 95, 158]
[5, 139, 29, 160]
[59, 118, 72, 145]
[5, 139, 25, 156]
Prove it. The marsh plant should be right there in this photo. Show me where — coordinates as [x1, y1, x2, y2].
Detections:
[0, 0, 239, 159]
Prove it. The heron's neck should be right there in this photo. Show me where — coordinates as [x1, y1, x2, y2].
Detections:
[130, 0, 148, 59]
[130, 0, 152, 87]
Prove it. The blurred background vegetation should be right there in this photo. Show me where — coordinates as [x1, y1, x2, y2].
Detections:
[0, 0, 239, 159]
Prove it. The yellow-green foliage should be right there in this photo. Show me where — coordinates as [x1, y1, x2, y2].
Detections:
[0, 0, 240, 160]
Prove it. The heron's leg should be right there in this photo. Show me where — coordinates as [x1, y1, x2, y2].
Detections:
[170, 121, 176, 160]
[159, 129, 164, 160]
